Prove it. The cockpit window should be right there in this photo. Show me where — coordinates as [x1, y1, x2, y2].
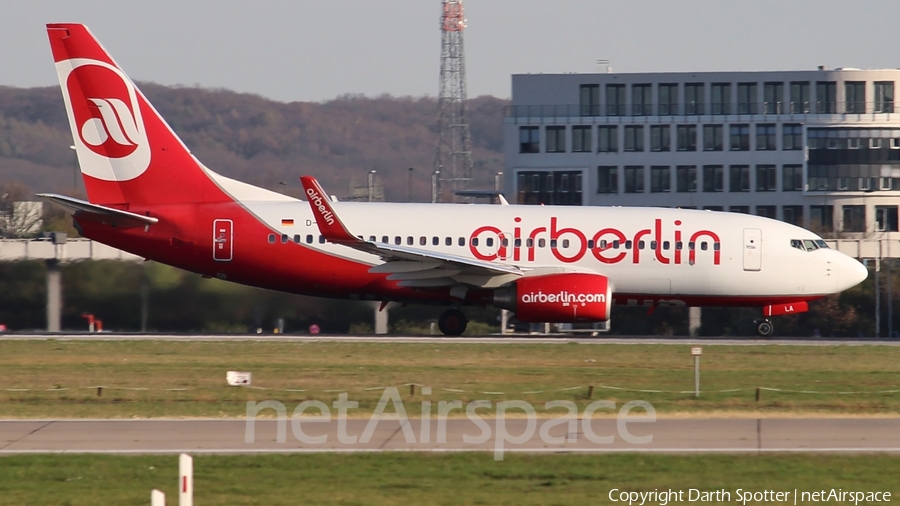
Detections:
[815, 240, 829, 249]
[790, 239, 805, 251]
[803, 240, 818, 251]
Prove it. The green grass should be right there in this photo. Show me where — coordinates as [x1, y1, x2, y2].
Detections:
[2, 341, 900, 418]
[1, 453, 899, 505]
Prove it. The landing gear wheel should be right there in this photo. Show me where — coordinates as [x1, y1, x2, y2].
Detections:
[755, 318, 774, 338]
[438, 309, 468, 336]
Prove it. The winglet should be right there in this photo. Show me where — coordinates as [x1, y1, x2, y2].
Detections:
[299, 176, 358, 243]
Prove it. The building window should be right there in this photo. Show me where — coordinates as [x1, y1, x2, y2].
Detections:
[650, 125, 671, 152]
[810, 205, 834, 232]
[624, 126, 644, 152]
[790, 81, 810, 113]
[756, 124, 777, 150]
[598, 126, 618, 153]
[763, 82, 784, 114]
[519, 126, 539, 153]
[704, 206, 724, 211]
[685, 83, 704, 115]
[650, 166, 671, 193]
[659, 83, 678, 115]
[676, 166, 697, 193]
[875, 82, 895, 114]
[783, 165, 803, 191]
[876, 206, 899, 232]
[597, 166, 618, 194]
[632, 84, 652, 116]
[546, 126, 566, 153]
[606, 84, 625, 116]
[845, 81, 865, 114]
[816, 81, 836, 113]
[516, 171, 582, 205]
[783, 205, 803, 226]
[579, 84, 600, 116]
[703, 125, 723, 151]
[783, 124, 803, 150]
[572, 126, 592, 152]
[729, 124, 750, 151]
[703, 165, 723, 192]
[729, 165, 750, 192]
[711, 83, 731, 115]
[756, 165, 777, 191]
[843, 205, 866, 232]
[756, 206, 776, 219]
[737, 83, 758, 114]
[730, 206, 750, 214]
[676, 125, 697, 151]
[624, 166, 644, 193]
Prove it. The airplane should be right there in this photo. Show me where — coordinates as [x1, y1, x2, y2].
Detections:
[39, 23, 868, 337]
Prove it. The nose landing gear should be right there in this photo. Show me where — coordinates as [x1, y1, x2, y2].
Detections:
[754, 318, 774, 337]
[438, 309, 468, 336]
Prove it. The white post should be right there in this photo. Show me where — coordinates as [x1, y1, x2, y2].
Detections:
[151, 489, 166, 506]
[179, 453, 193, 506]
[693, 356, 700, 398]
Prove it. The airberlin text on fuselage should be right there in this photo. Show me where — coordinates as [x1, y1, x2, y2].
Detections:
[469, 217, 721, 266]
[305, 188, 335, 226]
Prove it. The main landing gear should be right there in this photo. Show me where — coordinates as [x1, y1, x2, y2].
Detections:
[754, 318, 774, 338]
[438, 309, 468, 336]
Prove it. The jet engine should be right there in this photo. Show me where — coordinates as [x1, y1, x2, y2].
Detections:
[493, 273, 613, 323]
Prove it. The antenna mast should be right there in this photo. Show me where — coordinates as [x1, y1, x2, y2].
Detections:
[433, 0, 474, 202]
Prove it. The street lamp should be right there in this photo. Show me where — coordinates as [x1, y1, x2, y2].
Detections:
[432, 170, 441, 203]
[368, 170, 376, 202]
[408, 167, 415, 203]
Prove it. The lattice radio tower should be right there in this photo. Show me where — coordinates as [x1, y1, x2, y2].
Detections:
[433, 0, 474, 203]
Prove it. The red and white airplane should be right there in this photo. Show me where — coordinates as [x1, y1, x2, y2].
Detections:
[40, 24, 867, 336]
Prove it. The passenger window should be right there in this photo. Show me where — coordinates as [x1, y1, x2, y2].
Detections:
[433, 237, 440, 246]
[550, 239, 558, 248]
[306, 234, 313, 244]
[514, 238, 522, 248]
[625, 240, 632, 250]
[613, 240, 620, 249]
[598, 240, 607, 249]
[713, 242, 720, 251]
[394, 236, 402, 245]
[526, 238, 534, 248]
[318, 235, 326, 244]
[382, 236, 389, 243]
[281, 234, 289, 244]
[675, 241, 682, 250]
[638, 241, 645, 249]
[486, 238, 493, 247]
[458, 237, 465, 246]
[293, 234, 301, 244]
[688, 242, 696, 250]
[562, 239, 570, 248]
[407, 237, 413, 246]
[502, 238, 509, 247]
[803, 240, 818, 251]
[420, 237, 427, 246]
[588, 240, 595, 249]
[539, 239, 546, 248]
[356, 235, 363, 240]
[369, 235, 376, 242]
[663, 241, 670, 250]
[472, 238, 479, 247]
[650, 241, 658, 250]
[267, 234, 276, 244]
[446, 237, 452, 246]
[701, 242, 708, 251]
[790, 239, 804, 251]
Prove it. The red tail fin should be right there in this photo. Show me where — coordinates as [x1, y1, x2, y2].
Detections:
[47, 24, 225, 206]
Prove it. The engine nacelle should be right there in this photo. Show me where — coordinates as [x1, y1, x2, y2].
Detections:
[493, 273, 613, 323]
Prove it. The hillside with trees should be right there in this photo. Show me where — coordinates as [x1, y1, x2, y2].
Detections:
[0, 84, 508, 202]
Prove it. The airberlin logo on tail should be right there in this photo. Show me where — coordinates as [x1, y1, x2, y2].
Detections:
[58, 58, 150, 181]
[306, 188, 335, 226]
[521, 291, 606, 306]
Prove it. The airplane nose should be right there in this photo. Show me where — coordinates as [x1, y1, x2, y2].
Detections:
[837, 254, 868, 291]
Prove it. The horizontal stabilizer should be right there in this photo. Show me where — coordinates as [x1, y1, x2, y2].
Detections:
[37, 193, 158, 227]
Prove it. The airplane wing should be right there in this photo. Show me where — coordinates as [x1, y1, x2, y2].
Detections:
[37, 193, 159, 228]
[299, 176, 524, 287]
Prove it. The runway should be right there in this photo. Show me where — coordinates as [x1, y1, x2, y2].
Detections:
[2, 333, 899, 346]
[2, 418, 899, 455]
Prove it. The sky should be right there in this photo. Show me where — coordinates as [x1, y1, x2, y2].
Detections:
[3, 0, 900, 103]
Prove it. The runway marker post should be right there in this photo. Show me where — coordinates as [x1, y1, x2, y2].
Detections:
[151, 489, 165, 506]
[179, 453, 193, 506]
[691, 347, 702, 398]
